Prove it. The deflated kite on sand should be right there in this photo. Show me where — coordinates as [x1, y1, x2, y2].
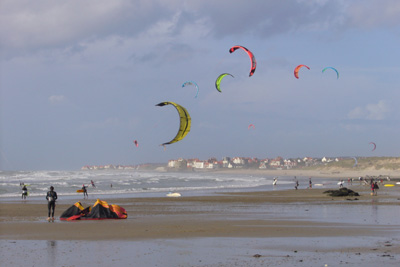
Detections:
[60, 199, 127, 221]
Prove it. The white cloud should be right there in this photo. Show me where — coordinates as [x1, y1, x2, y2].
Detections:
[348, 100, 389, 120]
[48, 95, 66, 105]
[3, 0, 399, 62]
[0, 1, 129, 48]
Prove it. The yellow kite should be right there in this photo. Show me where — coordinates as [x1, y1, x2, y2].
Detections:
[155, 101, 191, 145]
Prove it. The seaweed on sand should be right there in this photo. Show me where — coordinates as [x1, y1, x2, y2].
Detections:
[323, 188, 360, 197]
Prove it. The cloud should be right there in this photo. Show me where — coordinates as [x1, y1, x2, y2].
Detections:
[0, 0, 176, 54]
[4, 0, 396, 57]
[48, 95, 66, 105]
[348, 100, 389, 120]
[2, 0, 400, 63]
[346, 0, 400, 29]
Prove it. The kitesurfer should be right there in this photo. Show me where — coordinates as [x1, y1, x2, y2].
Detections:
[82, 184, 88, 199]
[46, 186, 58, 222]
[22, 185, 28, 199]
[308, 178, 312, 189]
[91, 180, 96, 188]
[294, 177, 299, 190]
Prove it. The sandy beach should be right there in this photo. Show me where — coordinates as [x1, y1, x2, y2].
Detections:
[1, 171, 400, 267]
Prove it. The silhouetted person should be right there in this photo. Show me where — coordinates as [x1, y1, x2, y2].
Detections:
[46, 186, 58, 221]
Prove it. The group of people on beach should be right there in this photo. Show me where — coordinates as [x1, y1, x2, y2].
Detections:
[19, 179, 98, 221]
[370, 179, 379, 196]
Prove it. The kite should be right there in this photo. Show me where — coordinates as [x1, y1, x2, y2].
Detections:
[294, 65, 310, 79]
[155, 101, 191, 145]
[248, 124, 255, 129]
[60, 202, 91, 221]
[182, 81, 199, 98]
[322, 67, 339, 79]
[229, 45, 256, 77]
[369, 142, 376, 151]
[133, 140, 138, 147]
[60, 200, 127, 220]
[215, 73, 234, 92]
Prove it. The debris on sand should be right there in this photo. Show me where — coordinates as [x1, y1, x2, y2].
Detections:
[323, 188, 360, 197]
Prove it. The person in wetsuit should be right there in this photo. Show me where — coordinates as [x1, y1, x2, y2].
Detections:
[46, 186, 58, 221]
[82, 184, 88, 199]
[22, 185, 28, 199]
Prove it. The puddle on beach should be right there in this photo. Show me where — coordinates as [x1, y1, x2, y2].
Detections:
[255, 202, 400, 225]
[1, 236, 399, 267]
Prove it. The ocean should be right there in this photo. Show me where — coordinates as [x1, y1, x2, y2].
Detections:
[0, 169, 334, 200]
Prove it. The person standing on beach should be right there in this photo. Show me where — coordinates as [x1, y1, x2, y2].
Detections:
[308, 178, 312, 189]
[82, 184, 88, 199]
[373, 182, 379, 196]
[21, 185, 28, 199]
[295, 180, 299, 190]
[370, 182, 375, 196]
[46, 186, 58, 222]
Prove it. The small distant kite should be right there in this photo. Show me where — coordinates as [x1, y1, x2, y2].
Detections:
[155, 101, 191, 146]
[229, 45, 256, 77]
[294, 65, 310, 79]
[133, 140, 138, 147]
[248, 124, 255, 129]
[369, 142, 376, 151]
[215, 73, 234, 92]
[322, 67, 339, 79]
[182, 81, 199, 98]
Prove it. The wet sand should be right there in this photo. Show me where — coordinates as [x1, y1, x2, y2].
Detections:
[1, 182, 400, 266]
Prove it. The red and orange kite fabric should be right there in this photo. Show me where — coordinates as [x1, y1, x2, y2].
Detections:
[60, 199, 127, 221]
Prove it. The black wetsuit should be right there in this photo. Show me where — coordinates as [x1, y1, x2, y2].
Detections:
[82, 186, 88, 198]
[22, 186, 28, 199]
[46, 190, 58, 217]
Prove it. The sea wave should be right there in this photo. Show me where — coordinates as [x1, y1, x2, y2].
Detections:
[0, 169, 317, 199]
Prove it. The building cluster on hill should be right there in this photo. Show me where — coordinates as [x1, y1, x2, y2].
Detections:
[168, 156, 340, 170]
[81, 157, 341, 171]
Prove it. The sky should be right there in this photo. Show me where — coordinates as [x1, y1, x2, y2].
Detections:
[1, 0, 399, 170]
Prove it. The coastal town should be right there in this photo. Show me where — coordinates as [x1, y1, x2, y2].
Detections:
[81, 156, 342, 170]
